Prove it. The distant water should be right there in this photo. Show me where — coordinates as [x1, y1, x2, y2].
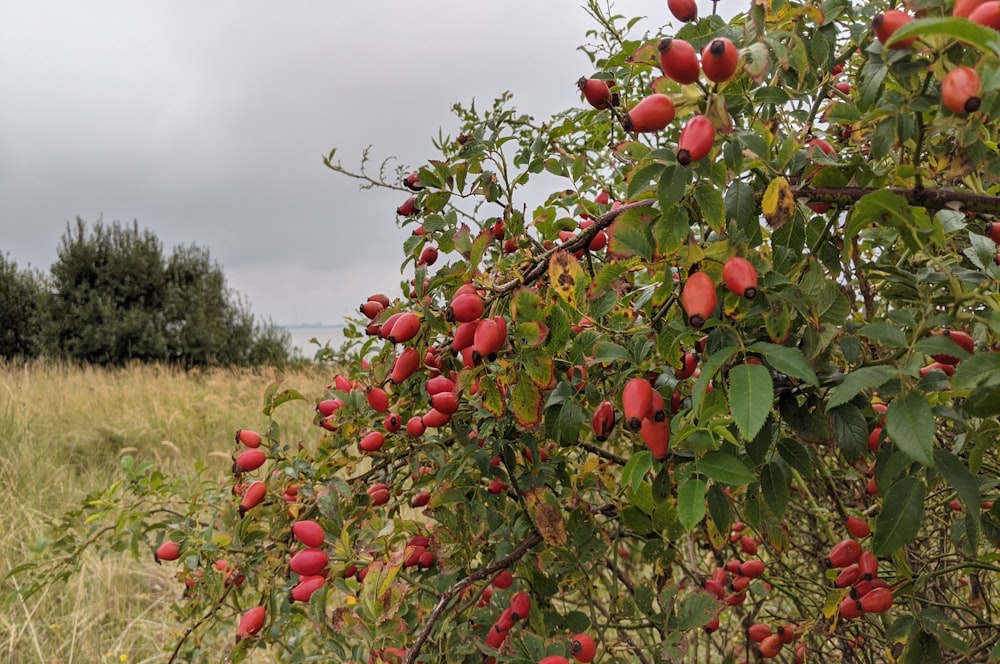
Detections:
[283, 324, 348, 359]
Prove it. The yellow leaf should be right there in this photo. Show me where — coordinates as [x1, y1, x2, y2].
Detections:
[549, 250, 586, 307]
[762, 176, 795, 230]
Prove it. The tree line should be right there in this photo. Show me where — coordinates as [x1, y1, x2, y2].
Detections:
[0, 218, 291, 366]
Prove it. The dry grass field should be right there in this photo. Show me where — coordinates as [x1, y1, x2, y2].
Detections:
[0, 361, 328, 663]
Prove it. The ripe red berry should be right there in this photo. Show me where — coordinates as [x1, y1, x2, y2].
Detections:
[390, 347, 421, 384]
[681, 271, 717, 327]
[930, 329, 974, 364]
[365, 386, 390, 413]
[942, 66, 982, 114]
[622, 377, 655, 432]
[509, 592, 531, 621]
[236, 605, 266, 641]
[722, 256, 759, 299]
[417, 245, 438, 266]
[577, 77, 614, 110]
[539, 657, 570, 664]
[592, 400, 616, 441]
[571, 633, 597, 662]
[290, 575, 326, 602]
[449, 291, 485, 323]
[155, 539, 181, 562]
[748, 623, 773, 643]
[639, 416, 671, 459]
[359, 431, 386, 453]
[839, 596, 863, 619]
[668, 0, 698, 22]
[835, 564, 862, 588]
[873, 10, 915, 48]
[235, 448, 266, 472]
[675, 352, 698, 379]
[622, 93, 676, 132]
[757, 634, 783, 658]
[292, 520, 325, 548]
[858, 586, 894, 613]
[968, 0, 1000, 28]
[492, 569, 514, 589]
[955, 0, 989, 16]
[396, 195, 419, 217]
[289, 548, 328, 576]
[658, 38, 700, 85]
[239, 480, 267, 514]
[403, 171, 423, 191]
[845, 516, 871, 538]
[701, 37, 738, 83]
[237, 429, 262, 448]
[826, 538, 863, 568]
[739, 559, 766, 578]
[677, 114, 715, 166]
[387, 311, 421, 344]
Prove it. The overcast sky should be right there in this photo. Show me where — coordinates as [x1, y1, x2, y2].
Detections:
[1, 1, 663, 328]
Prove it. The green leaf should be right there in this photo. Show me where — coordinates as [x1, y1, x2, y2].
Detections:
[885, 391, 935, 467]
[777, 437, 814, 477]
[747, 342, 819, 387]
[872, 476, 926, 556]
[825, 365, 895, 411]
[886, 15, 1000, 53]
[759, 462, 790, 519]
[830, 404, 869, 460]
[728, 363, 774, 440]
[657, 165, 691, 213]
[607, 207, 655, 261]
[678, 592, 722, 631]
[706, 483, 732, 534]
[699, 451, 757, 485]
[694, 183, 725, 233]
[845, 190, 921, 255]
[859, 322, 906, 349]
[953, 351, 1000, 388]
[934, 449, 981, 553]
[654, 206, 690, 257]
[591, 340, 632, 364]
[914, 335, 972, 363]
[678, 478, 707, 531]
[555, 400, 584, 445]
[622, 451, 654, 494]
[510, 286, 545, 322]
[964, 383, 1000, 416]
[511, 379, 543, 428]
[725, 180, 759, 244]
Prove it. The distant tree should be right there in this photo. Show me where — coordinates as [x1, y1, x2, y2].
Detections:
[0, 253, 45, 359]
[42, 218, 168, 364]
[41, 217, 291, 367]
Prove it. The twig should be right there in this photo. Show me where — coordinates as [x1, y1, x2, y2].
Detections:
[403, 531, 544, 664]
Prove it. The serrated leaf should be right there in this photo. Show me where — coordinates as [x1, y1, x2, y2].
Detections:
[885, 391, 935, 467]
[763, 295, 791, 344]
[555, 400, 583, 445]
[859, 322, 906, 349]
[887, 15, 1000, 52]
[915, 335, 972, 363]
[694, 184, 725, 233]
[964, 383, 1000, 416]
[622, 450, 654, 494]
[761, 176, 796, 230]
[510, 286, 545, 322]
[511, 379, 542, 428]
[707, 483, 732, 534]
[591, 340, 632, 364]
[759, 462, 790, 519]
[678, 592, 722, 631]
[657, 165, 691, 213]
[608, 207, 655, 261]
[728, 363, 773, 440]
[872, 476, 926, 556]
[825, 365, 895, 411]
[845, 190, 920, 255]
[933, 449, 981, 554]
[548, 250, 589, 308]
[654, 206, 690, 257]
[520, 347, 554, 388]
[777, 437, 814, 477]
[725, 180, 758, 240]
[699, 451, 757, 485]
[747, 342, 819, 387]
[678, 478, 707, 531]
[830, 404, 869, 460]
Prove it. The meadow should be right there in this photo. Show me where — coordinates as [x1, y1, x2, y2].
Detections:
[0, 361, 328, 663]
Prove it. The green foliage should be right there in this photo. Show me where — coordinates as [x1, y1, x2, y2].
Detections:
[0, 253, 44, 359]
[11, 1, 1000, 663]
[36, 217, 291, 367]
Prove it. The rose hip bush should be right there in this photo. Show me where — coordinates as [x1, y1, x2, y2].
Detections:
[12, 1, 1000, 662]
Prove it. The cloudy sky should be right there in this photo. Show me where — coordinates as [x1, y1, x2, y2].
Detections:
[1, 1, 664, 329]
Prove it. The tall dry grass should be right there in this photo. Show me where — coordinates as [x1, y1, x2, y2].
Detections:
[0, 361, 328, 663]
